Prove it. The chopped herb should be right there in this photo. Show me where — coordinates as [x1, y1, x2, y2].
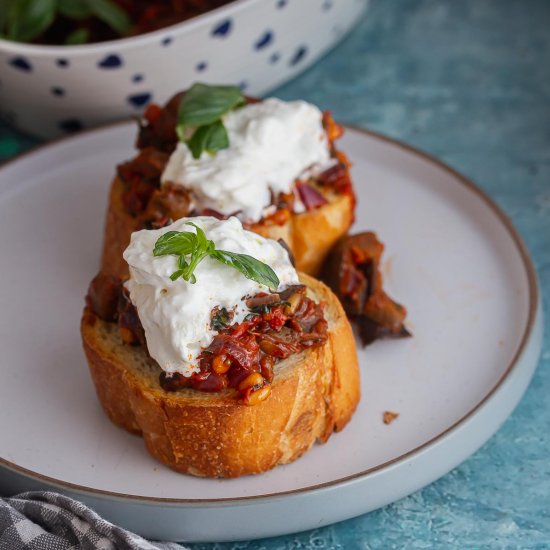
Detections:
[211, 308, 232, 331]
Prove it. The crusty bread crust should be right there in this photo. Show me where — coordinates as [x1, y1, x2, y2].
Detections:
[81, 273, 360, 478]
[100, 176, 354, 279]
[101, 176, 140, 281]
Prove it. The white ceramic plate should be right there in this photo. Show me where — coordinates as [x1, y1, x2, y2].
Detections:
[0, 124, 542, 543]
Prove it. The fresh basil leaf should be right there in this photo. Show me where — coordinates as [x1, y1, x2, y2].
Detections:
[168, 256, 194, 283]
[170, 269, 184, 282]
[176, 124, 186, 143]
[86, 0, 131, 34]
[169, 259, 195, 283]
[177, 254, 189, 270]
[7, 0, 56, 42]
[181, 247, 208, 284]
[176, 255, 197, 283]
[177, 83, 244, 133]
[186, 126, 207, 159]
[153, 231, 196, 257]
[64, 27, 89, 44]
[212, 250, 280, 289]
[187, 121, 229, 159]
[57, 0, 92, 20]
[185, 222, 210, 251]
[153, 225, 280, 290]
[154, 227, 213, 283]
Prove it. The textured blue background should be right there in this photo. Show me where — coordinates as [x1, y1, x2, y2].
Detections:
[1, 0, 548, 547]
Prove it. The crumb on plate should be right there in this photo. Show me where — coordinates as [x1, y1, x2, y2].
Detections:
[383, 411, 399, 425]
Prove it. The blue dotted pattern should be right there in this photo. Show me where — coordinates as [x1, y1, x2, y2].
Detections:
[2, 1, 341, 134]
[211, 19, 232, 37]
[127, 92, 153, 108]
[97, 54, 123, 69]
[255, 30, 274, 50]
[289, 45, 308, 66]
[9, 57, 32, 72]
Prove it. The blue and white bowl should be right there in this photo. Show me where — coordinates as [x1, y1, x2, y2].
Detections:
[0, 0, 368, 139]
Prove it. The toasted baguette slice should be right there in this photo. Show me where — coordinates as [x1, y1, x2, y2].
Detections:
[81, 273, 360, 478]
[100, 176, 354, 280]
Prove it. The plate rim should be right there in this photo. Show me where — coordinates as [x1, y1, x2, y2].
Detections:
[0, 121, 540, 505]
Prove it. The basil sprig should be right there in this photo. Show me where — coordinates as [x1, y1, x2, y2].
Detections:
[153, 223, 280, 290]
[1, 0, 131, 44]
[176, 83, 245, 160]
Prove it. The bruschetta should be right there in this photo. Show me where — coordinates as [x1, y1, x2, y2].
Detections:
[83, 216, 360, 477]
[101, 83, 355, 278]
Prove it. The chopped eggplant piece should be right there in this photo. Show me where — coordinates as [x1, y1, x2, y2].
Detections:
[85, 272, 122, 322]
[321, 232, 411, 346]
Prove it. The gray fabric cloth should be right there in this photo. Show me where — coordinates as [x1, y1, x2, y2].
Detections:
[0, 492, 186, 550]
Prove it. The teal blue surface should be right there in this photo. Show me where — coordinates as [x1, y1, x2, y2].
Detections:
[1, 0, 548, 547]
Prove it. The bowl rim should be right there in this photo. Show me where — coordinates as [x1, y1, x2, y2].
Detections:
[0, 0, 261, 55]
